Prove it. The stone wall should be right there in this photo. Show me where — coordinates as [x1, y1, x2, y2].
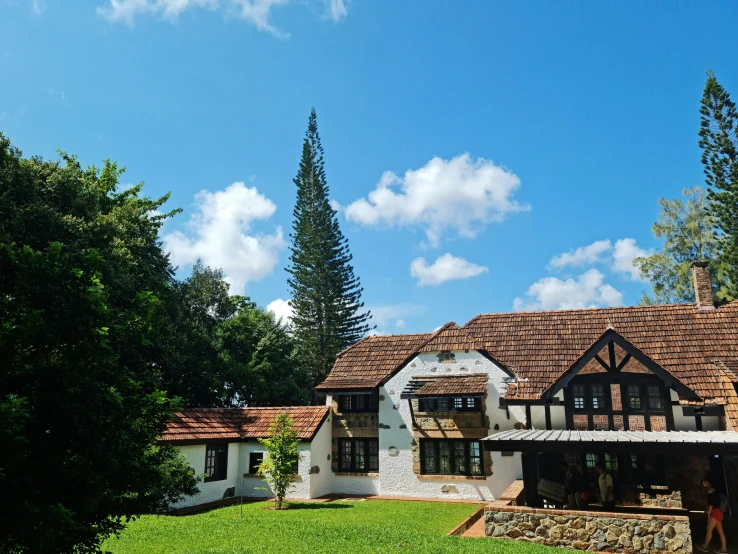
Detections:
[484, 506, 692, 554]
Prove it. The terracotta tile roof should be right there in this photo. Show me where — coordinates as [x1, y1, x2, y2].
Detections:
[418, 322, 483, 352]
[160, 406, 329, 443]
[315, 333, 432, 390]
[319, 300, 738, 404]
[718, 363, 738, 432]
[464, 302, 738, 401]
[412, 374, 489, 396]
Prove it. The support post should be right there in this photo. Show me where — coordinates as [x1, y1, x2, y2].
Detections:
[526, 405, 532, 430]
[545, 404, 552, 430]
[522, 452, 540, 507]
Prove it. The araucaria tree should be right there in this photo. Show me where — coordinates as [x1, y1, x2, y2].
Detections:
[635, 187, 729, 304]
[699, 70, 738, 299]
[257, 414, 302, 510]
[287, 109, 372, 393]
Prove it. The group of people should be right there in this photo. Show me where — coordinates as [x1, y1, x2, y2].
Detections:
[561, 466, 729, 553]
[562, 463, 614, 510]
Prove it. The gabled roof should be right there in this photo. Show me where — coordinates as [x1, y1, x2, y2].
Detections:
[418, 322, 483, 352]
[463, 302, 738, 402]
[318, 300, 738, 404]
[160, 406, 330, 443]
[315, 333, 433, 391]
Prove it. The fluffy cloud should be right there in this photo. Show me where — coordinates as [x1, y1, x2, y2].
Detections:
[513, 269, 624, 311]
[340, 154, 529, 247]
[410, 253, 488, 286]
[97, 0, 343, 35]
[365, 303, 425, 335]
[548, 237, 650, 281]
[163, 181, 286, 294]
[612, 238, 650, 281]
[549, 239, 612, 269]
[266, 298, 294, 325]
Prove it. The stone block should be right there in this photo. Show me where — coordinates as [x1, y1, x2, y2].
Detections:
[518, 522, 535, 531]
[572, 541, 589, 550]
[653, 534, 665, 550]
[535, 526, 548, 537]
[662, 524, 675, 538]
[506, 528, 522, 539]
[493, 512, 510, 523]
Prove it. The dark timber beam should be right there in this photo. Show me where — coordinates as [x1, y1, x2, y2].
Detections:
[616, 354, 632, 372]
[608, 342, 617, 372]
[594, 355, 611, 372]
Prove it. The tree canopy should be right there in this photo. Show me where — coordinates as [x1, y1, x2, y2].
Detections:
[0, 135, 198, 553]
[635, 187, 729, 304]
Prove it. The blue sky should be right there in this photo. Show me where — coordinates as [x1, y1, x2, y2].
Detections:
[2, 1, 737, 335]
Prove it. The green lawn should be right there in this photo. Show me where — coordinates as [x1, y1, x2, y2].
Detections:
[103, 500, 563, 554]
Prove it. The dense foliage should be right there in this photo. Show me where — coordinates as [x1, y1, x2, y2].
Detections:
[0, 135, 307, 553]
[699, 70, 738, 299]
[0, 135, 198, 553]
[635, 187, 729, 304]
[287, 109, 373, 394]
[256, 414, 302, 509]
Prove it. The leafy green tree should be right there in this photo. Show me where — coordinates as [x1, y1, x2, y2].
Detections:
[699, 70, 738, 299]
[163, 261, 246, 407]
[216, 305, 307, 407]
[635, 187, 729, 304]
[0, 135, 198, 554]
[256, 414, 302, 510]
[286, 109, 373, 394]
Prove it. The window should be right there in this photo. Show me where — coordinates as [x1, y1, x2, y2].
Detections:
[591, 384, 606, 410]
[627, 385, 642, 410]
[604, 453, 618, 474]
[647, 385, 664, 410]
[573, 385, 586, 410]
[204, 444, 228, 482]
[420, 440, 484, 476]
[437, 351, 456, 364]
[338, 439, 379, 472]
[338, 393, 378, 413]
[419, 397, 480, 412]
[585, 453, 597, 471]
[248, 452, 263, 475]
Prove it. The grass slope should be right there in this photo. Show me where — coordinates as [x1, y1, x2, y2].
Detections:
[103, 500, 563, 554]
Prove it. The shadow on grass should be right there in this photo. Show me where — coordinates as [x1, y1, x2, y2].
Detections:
[282, 503, 353, 510]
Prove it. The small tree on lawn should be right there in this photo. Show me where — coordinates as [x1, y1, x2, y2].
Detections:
[257, 414, 302, 509]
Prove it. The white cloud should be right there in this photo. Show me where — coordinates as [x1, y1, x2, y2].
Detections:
[549, 239, 612, 269]
[325, 0, 346, 21]
[366, 303, 425, 335]
[266, 298, 294, 325]
[339, 154, 529, 247]
[163, 181, 286, 294]
[96, 0, 339, 35]
[612, 238, 650, 281]
[513, 269, 624, 311]
[410, 253, 488, 286]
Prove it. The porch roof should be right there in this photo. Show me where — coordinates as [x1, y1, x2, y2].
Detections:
[483, 429, 738, 455]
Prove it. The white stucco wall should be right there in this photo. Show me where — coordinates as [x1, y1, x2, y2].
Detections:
[175, 442, 240, 508]
[375, 350, 524, 500]
[308, 412, 333, 498]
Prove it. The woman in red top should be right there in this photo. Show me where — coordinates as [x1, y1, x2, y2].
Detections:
[696, 475, 727, 553]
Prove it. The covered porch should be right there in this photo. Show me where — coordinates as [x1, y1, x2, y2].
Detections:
[485, 429, 738, 514]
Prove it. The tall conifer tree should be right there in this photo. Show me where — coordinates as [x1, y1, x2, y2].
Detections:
[699, 70, 738, 298]
[287, 109, 372, 394]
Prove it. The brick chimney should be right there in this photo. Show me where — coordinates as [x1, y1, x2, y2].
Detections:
[691, 261, 715, 310]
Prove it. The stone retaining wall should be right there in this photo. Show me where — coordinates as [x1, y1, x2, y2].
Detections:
[484, 505, 691, 554]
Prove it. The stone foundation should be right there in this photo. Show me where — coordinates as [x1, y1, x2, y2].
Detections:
[484, 505, 692, 554]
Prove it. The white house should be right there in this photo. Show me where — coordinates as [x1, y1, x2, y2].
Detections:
[166, 263, 738, 511]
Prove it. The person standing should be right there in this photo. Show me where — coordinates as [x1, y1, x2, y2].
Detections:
[595, 464, 615, 510]
[696, 475, 728, 553]
[569, 465, 590, 510]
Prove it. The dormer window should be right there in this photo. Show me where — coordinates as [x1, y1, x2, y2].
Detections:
[437, 351, 456, 364]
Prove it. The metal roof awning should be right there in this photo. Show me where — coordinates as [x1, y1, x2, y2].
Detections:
[483, 429, 738, 455]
